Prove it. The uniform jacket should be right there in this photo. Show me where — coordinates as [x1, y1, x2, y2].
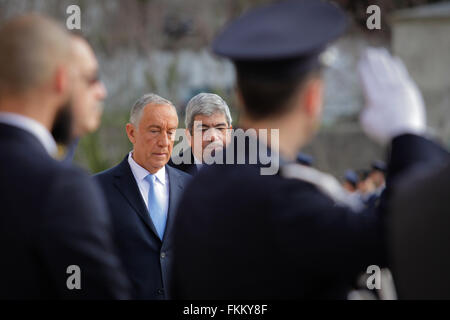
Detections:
[169, 133, 448, 299]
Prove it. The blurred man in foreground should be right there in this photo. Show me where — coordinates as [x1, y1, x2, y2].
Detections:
[170, 0, 448, 299]
[95, 94, 190, 299]
[0, 14, 130, 299]
[70, 34, 107, 138]
[169, 92, 233, 175]
[57, 34, 107, 162]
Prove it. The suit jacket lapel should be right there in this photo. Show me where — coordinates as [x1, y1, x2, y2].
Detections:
[162, 165, 185, 243]
[113, 157, 161, 241]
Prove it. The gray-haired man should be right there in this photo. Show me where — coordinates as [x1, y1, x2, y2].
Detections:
[169, 93, 233, 175]
[95, 93, 191, 299]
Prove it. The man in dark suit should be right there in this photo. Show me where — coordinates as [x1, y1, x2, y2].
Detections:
[95, 93, 190, 299]
[169, 0, 449, 299]
[390, 159, 450, 299]
[0, 14, 130, 299]
[169, 93, 232, 175]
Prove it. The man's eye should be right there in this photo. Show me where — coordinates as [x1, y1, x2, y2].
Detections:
[90, 74, 100, 84]
[85, 73, 100, 86]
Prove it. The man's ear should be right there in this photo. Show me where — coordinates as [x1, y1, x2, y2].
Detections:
[53, 65, 70, 96]
[302, 76, 324, 117]
[185, 128, 192, 147]
[126, 123, 137, 145]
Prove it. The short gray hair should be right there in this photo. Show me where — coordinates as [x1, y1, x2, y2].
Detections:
[185, 93, 232, 132]
[130, 93, 175, 125]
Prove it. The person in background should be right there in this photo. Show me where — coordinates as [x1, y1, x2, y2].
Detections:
[369, 160, 386, 190]
[296, 152, 314, 167]
[169, 92, 232, 175]
[356, 169, 376, 196]
[343, 169, 359, 193]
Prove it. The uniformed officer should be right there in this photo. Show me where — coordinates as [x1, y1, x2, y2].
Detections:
[343, 169, 359, 193]
[169, 0, 448, 299]
[297, 152, 314, 167]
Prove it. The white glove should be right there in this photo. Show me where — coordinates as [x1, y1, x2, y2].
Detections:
[358, 48, 426, 145]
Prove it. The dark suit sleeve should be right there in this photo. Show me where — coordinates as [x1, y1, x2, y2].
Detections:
[37, 168, 131, 299]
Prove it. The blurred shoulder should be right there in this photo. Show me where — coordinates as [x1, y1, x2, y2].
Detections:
[51, 161, 101, 192]
[93, 159, 128, 184]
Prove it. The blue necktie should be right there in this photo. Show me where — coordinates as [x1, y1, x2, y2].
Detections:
[145, 174, 166, 240]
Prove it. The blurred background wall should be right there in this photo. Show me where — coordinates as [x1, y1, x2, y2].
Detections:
[0, 0, 448, 179]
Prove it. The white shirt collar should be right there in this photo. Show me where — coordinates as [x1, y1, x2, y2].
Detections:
[128, 152, 166, 185]
[0, 112, 57, 155]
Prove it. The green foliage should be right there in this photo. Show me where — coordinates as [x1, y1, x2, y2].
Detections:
[74, 109, 132, 174]
[76, 131, 109, 174]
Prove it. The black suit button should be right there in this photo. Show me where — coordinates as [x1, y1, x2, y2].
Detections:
[157, 289, 164, 295]
[161, 252, 166, 259]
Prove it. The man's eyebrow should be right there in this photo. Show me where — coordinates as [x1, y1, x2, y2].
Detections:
[214, 123, 228, 127]
[147, 125, 161, 129]
[197, 123, 228, 128]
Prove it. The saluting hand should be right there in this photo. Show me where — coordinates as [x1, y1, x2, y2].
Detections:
[358, 47, 426, 145]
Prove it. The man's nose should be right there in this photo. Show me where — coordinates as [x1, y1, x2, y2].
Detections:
[206, 128, 220, 142]
[158, 132, 170, 147]
[96, 81, 107, 100]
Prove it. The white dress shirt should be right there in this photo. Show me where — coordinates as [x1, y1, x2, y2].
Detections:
[0, 112, 57, 156]
[128, 152, 170, 219]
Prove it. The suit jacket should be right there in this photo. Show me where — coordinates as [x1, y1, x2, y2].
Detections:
[390, 159, 450, 299]
[95, 156, 191, 299]
[169, 134, 448, 299]
[0, 123, 130, 299]
[168, 148, 198, 175]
